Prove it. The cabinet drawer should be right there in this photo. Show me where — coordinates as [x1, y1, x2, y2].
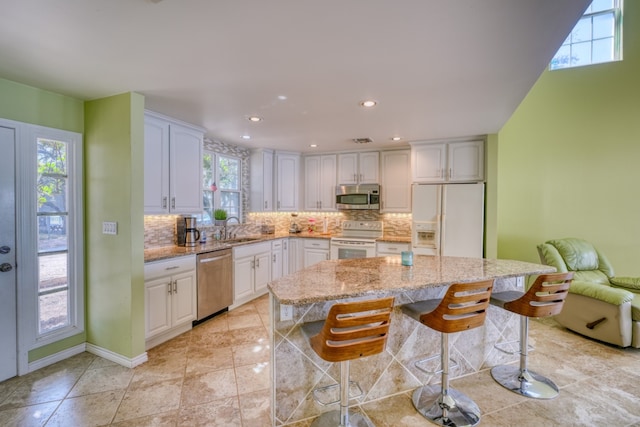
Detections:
[144, 255, 196, 281]
[304, 238, 330, 250]
[376, 242, 410, 255]
[233, 241, 272, 259]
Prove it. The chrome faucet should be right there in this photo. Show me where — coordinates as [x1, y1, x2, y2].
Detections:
[223, 217, 240, 240]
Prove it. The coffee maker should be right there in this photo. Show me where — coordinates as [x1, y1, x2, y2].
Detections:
[176, 216, 200, 247]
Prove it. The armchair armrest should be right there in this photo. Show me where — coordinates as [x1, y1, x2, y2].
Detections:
[610, 276, 640, 293]
[569, 281, 634, 305]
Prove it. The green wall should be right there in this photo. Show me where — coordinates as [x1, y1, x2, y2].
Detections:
[496, 2, 640, 276]
[85, 93, 145, 359]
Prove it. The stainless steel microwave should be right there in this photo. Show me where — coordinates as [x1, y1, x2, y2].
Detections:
[335, 184, 380, 210]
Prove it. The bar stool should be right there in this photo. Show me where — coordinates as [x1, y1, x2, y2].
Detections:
[490, 272, 573, 399]
[401, 279, 494, 427]
[301, 296, 394, 427]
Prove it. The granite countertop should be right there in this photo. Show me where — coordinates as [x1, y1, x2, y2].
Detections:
[144, 231, 333, 263]
[267, 256, 556, 305]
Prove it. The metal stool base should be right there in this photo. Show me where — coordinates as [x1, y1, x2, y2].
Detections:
[310, 409, 374, 427]
[491, 365, 559, 399]
[412, 385, 481, 427]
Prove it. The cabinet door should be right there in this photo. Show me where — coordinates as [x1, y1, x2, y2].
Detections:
[254, 252, 272, 292]
[320, 155, 337, 210]
[172, 271, 196, 327]
[169, 124, 203, 213]
[304, 248, 329, 268]
[145, 277, 172, 338]
[276, 153, 300, 211]
[271, 241, 283, 281]
[337, 153, 359, 185]
[448, 140, 484, 182]
[411, 143, 447, 183]
[358, 152, 379, 184]
[234, 256, 254, 302]
[281, 239, 289, 276]
[303, 156, 321, 211]
[288, 238, 300, 274]
[381, 150, 411, 213]
[144, 116, 170, 214]
[250, 149, 274, 212]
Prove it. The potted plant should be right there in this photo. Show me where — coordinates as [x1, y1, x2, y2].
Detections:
[214, 209, 227, 226]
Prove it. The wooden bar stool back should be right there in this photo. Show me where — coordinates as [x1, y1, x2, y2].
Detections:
[401, 279, 494, 427]
[490, 272, 573, 399]
[302, 296, 394, 427]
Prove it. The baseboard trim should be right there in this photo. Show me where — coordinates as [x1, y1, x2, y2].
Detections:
[28, 343, 87, 373]
[86, 343, 148, 368]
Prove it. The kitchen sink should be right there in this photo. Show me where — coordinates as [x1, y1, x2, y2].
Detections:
[228, 237, 261, 243]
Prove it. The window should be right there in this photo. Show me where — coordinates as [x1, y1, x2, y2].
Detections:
[202, 151, 242, 224]
[26, 126, 84, 346]
[550, 0, 622, 70]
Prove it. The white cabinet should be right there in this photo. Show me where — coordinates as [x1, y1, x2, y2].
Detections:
[337, 152, 379, 185]
[304, 154, 337, 211]
[276, 152, 301, 211]
[233, 241, 272, 306]
[411, 140, 484, 183]
[376, 241, 411, 256]
[380, 150, 411, 213]
[144, 255, 197, 349]
[272, 239, 283, 281]
[250, 149, 274, 212]
[144, 112, 204, 214]
[303, 238, 330, 268]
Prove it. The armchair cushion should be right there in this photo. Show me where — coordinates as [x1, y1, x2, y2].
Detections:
[569, 280, 633, 306]
[549, 238, 600, 271]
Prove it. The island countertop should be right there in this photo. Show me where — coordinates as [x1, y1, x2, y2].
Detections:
[267, 255, 555, 305]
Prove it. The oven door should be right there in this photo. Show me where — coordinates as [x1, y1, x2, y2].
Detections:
[330, 239, 377, 259]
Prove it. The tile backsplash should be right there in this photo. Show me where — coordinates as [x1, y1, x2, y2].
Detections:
[144, 211, 411, 249]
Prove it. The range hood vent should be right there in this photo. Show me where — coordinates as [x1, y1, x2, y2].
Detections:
[352, 137, 373, 144]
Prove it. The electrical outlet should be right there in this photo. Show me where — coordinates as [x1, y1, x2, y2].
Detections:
[102, 221, 118, 235]
[280, 304, 293, 321]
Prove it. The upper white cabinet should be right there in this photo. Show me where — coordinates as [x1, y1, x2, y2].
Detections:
[250, 149, 274, 212]
[380, 150, 411, 213]
[411, 140, 484, 183]
[276, 152, 300, 211]
[304, 154, 337, 211]
[144, 112, 204, 214]
[337, 152, 379, 185]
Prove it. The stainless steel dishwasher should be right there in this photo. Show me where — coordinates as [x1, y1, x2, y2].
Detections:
[196, 249, 232, 322]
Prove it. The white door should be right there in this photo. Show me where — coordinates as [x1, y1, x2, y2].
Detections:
[0, 126, 17, 381]
[441, 183, 485, 258]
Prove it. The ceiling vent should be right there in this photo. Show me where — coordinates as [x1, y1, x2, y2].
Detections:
[352, 137, 373, 144]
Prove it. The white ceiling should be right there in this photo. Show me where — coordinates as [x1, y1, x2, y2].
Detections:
[0, 0, 589, 153]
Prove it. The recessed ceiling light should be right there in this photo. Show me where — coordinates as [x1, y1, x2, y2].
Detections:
[360, 100, 377, 108]
[247, 116, 262, 122]
[309, 144, 318, 148]
[241, 135, 251, 140]
[278, 95, 287, 100]
[391, 136, 402, 141]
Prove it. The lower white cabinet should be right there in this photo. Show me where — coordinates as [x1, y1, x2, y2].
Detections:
[144, 255, 197, 349]
[233, 241, 272, 307]
[376, 242, 411, 256]
[288, 238, 302, 274]
[303, 238, 330, 268]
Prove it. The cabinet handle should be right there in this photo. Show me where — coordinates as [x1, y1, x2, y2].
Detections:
[168, 283, 172, 295]
[165, 266, 180, 271]
[251, 260, 255, 269]
[171, 197, 176, 209]
[353, 173, 357, 182]
[277, 201, 281, 209]
[256, 258, 260, 268]
[162, 197, 168, 209]
[319, 201, 322, 209]
[173, 280, 177, 294]
[264, 200, 267, 209]
[273, 254, 276, 263]
[283, 241, 287, 250]
[326, 253, 329, 260]
[449, 168, 452, 179]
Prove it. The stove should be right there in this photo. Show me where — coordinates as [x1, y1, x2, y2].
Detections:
[330, 221, 383, 259]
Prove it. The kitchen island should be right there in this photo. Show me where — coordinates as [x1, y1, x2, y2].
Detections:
[267, 255, 555, 426]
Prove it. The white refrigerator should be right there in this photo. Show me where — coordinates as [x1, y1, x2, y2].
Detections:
[411, 183, 484, 257]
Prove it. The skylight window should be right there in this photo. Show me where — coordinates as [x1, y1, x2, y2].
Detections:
[550, 0, 623, 70]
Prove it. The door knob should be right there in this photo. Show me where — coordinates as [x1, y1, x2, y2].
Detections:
[0, 246, 9, 254]
[0, 263, 13, 272]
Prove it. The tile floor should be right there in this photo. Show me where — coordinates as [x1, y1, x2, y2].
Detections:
[1, 294, 640, 426]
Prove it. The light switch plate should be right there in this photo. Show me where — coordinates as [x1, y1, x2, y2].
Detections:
[102, 221, 118, 235]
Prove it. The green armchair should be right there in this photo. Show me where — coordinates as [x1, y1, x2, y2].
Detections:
[537, 238, 640, 348]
